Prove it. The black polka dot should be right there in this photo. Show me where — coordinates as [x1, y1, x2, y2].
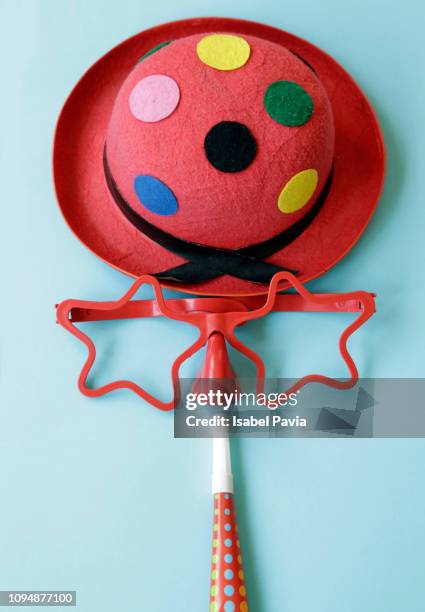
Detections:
[204, 121, 257, 173]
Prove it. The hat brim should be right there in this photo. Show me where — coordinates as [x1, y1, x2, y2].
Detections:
[53, 17, 385, 296]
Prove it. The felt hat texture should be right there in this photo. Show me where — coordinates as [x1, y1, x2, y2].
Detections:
[54, 17, 385, 296]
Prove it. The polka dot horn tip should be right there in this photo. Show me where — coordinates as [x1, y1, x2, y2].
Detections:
[210, 493, 248, 612]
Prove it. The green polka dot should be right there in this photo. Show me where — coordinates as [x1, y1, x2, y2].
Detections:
[212, 554, 218, 564]
[211, 585, 217, 597]
[210, 603, 218, 612]
[212, 569, 218, 580]
[214, 524, 218, 532]
[138, 41, 172, 63]
[213, 539, 218, 548]
[214, 509, 219, 516]
[264, 81, 313, 127]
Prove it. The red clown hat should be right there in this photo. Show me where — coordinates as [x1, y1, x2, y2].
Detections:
[53, 17, 385, 296]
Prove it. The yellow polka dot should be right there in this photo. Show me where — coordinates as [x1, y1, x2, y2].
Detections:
[237, 540, 240, 548]
[214, 524, 218, 532]
[238, 570, 244, 580]
[213, 539, 218, 548]
[239, 586, 246, 597]
[212, 569, 217, 580]
[210, 603, 218, 612]
[278, 169, 319, 214]
[212, 554, 218, 564]
[197, 34, 250, 71]
[211, 585, 217, 597]
[240, 602, 248, 612]
[238, 555, 242, 564]
[214, 509, 218, 516]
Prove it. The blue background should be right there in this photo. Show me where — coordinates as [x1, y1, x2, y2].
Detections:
[1, 1, 424, 610]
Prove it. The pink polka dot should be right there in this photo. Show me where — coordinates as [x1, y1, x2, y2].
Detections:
[129, 74, 180, 122]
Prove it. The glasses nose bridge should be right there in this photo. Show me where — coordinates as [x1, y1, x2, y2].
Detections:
[203, 311, 248, 339]
[204, 312, 228, 338]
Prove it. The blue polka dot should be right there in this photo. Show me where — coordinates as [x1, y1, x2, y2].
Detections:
[225, 539, 232, 547]
[134, 175, 178, 216]
[224, 585, 235, 596]
[224, 494, 230, 499]
[224, 509, 231, 515]
[224, 554, 233, 563]
[224, 602, 235, 612]
[225, 523, 231, 531]
[224, 569, 234, 580]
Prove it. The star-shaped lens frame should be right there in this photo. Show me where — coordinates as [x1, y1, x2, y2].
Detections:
[56, 272, 375, 410]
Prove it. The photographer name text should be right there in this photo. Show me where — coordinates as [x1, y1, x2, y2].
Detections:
[186, 415, 307, 428]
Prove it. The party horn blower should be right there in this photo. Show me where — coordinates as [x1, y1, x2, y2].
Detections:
[198, 332, 248, 611]
[210, 438, 248, 612]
